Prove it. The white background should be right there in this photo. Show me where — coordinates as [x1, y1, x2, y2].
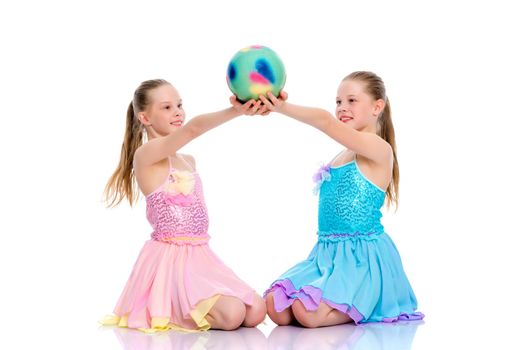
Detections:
[1, 0, 524, 349]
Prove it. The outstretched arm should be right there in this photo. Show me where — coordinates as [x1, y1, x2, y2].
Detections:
[134, 97, 262, 167]
[260, 92, 391, 164]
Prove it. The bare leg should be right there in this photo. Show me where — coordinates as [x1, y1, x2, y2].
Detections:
[292, 300, 352, 328]
[205, 296, 246, 330]
[266, 292, 295, 326]
[243, 293, 267, 327]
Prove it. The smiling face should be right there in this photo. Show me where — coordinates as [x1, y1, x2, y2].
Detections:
[335, 79, 383, 133]
[139, 84, 185, 137]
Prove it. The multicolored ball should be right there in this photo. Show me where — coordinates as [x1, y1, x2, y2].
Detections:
[226, 45, 286, 102]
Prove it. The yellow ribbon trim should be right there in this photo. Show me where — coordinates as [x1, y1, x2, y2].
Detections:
[190, 295, 220, 329]
[99, 295, 220, 333]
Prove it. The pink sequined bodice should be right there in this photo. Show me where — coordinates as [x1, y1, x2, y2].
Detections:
[145, 166, 209, 245]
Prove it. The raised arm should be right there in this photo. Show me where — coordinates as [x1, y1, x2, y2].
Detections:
[134, 98, 261, 168]
[261, 92, 392, 165]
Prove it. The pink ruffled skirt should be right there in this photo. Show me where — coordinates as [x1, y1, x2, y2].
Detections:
[101, 238, 255, 332]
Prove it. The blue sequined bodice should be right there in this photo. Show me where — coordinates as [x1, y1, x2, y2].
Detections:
[318, 160, 386, 239]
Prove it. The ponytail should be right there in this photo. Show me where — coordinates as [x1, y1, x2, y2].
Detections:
[103, 102, 144, 207]
[103, 79, 170, 207]
[378, 98, 399, 209]
[343, 71, 399, 208]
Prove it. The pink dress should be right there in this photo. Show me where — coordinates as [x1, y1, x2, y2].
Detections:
[101, 157, 255, 332]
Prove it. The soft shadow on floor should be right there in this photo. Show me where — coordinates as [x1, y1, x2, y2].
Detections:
[100, 320, 424, 350]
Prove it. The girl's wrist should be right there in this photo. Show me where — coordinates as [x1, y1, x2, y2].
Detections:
[229, 106, 243, 117]
[279, 101, 289, 114]
[221, 106, 240, 118]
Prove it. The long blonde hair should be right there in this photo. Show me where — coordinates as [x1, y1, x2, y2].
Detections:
[104, 79, 170, 207]
[343, 71, 399, 208]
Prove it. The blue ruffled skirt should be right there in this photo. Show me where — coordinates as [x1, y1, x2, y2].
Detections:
[265, 231, 424, 323]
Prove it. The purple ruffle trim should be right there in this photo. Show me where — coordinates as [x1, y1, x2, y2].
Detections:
[382, 312, 425, 323]
[317, 230, 382, 242]
[265, 279, 424, 324]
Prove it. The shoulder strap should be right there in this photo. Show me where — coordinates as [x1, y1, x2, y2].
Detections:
[177, 154, 195, 172]
[329, 150, 346, 165]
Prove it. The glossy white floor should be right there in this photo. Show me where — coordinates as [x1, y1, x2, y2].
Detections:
[2, 0, 524, 349]
[96, 321, 426, 350]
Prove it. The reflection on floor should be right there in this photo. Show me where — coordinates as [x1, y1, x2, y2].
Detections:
[102, 320, 424, 350]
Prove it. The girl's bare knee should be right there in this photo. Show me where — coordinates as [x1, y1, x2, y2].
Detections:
[211, 296, 246, 330]
[292, 300, 321, 328]
[222, 311, 245, 330]
[266, 293, 293, 326]
[226, 300, 246, 330]
[244, 295, 266, 327]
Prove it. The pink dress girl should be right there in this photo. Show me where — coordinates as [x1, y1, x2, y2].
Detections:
[101, 156, 255, 332]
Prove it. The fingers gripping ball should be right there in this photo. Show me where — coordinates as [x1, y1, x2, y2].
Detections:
[227, 45, 286, 102]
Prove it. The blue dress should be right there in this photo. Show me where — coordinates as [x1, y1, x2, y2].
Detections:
[265, 159, 424, 323]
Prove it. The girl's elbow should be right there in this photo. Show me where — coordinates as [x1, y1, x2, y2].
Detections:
[185, 122, 202, 138]
[316, 113, 332, 132]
